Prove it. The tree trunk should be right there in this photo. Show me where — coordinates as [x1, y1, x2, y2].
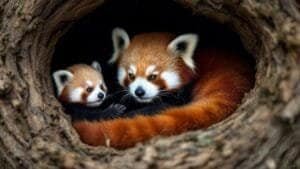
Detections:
[0, 0, 299, 168]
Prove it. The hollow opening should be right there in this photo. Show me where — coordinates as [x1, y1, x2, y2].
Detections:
[52, 0, 254, 93]
[51, 0, 256, 145]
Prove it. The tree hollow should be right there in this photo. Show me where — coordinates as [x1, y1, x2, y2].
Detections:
[0, 0, 299, 169]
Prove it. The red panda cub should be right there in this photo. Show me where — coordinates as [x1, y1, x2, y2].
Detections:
[53, 61, 126, 121]
[73, 28, 254, 149]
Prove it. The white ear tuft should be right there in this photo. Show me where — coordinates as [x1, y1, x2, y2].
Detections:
[52, 70, 73, 96]
[109, 27, 130, 64]
[91, 61, 102, 72]
[167, 34, 198, 70]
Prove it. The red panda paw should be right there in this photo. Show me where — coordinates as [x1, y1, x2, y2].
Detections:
[109, 104, 127, 115]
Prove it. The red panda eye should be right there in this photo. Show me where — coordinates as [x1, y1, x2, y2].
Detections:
[128, 73, 135, 80]
[86, 87, 94, 93]
[148, 74, 157, 81]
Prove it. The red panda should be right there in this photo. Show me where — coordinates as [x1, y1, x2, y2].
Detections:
[53, 62, 126, 121]
[72, 28, 255, 149]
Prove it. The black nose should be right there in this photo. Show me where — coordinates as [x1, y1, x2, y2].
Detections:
[135, 87, 145, 97]
[98, 93, 105, 100]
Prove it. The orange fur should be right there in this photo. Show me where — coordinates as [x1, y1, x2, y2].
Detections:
[117, 33, 194, 90]
[59, 64, 104, 103]
[73, 46, 254, 149]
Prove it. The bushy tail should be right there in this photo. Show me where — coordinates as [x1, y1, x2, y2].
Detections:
[73, 70, 253, 149]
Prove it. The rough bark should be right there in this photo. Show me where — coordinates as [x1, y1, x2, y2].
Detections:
[0, 0, 299, 168]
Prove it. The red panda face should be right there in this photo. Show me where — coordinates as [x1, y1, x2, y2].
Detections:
[118, 64, 182, 103]
[53, 62, 107, 107]
[111, 28, 198, 103]
[65, 78, 106, 107]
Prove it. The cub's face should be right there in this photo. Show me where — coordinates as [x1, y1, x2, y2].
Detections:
[110, 28, 198, 103]
[53, 62, 107, 107]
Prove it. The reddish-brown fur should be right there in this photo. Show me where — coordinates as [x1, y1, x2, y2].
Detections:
[73, 33, 254, 149]
[118, 33, 194, 90]
[59, 64, 104, 103]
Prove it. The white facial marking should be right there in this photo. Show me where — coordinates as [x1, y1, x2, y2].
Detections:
[86, 80, 93, 86]
[129, 77, 159, 102]
[146, 65, 157, 76]
[129, 64, 137, 74]
[153, 71, 159, 75]
[161, 71, 181, 89]
[118, 67, 127, 86]
[69, 88, 84, 102]
[86, 82, 106, 107]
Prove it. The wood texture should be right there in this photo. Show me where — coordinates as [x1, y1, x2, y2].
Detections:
[0, 0, 299, 168]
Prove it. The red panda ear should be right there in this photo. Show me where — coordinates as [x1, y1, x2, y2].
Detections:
[167, 34, 198, 70]
[91, 61, 102, 73]
[109, 27, 130, 64]
[52, 70, 73, 96]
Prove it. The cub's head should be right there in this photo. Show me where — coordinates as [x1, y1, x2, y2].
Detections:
[53, 61, 107, 107]
[109, 28, 198, 103]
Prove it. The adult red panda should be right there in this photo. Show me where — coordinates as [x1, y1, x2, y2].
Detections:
[73, 28, 255, 149]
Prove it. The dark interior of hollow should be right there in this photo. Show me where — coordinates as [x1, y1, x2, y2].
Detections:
[52, 0, 255, 102]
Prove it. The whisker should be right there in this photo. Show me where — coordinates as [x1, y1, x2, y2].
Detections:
[111, 89, 129, 95]
[158, 91, 187, 104]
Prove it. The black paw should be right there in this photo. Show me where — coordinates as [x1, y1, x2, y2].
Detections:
[109, 104, 127, 115]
